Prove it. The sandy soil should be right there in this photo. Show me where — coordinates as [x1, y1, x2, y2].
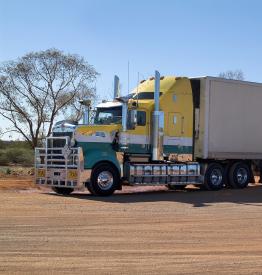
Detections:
[0, 176, 35, 190]
[0, 177, 262, 274]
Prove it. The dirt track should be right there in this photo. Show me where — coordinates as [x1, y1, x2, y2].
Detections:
[0, 179, 262, 274]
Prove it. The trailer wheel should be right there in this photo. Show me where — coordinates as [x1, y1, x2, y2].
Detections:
[228, 162, 251, 189]
[88, 163, 120, 196]
[167, 184, 186, 190]
[52, 187, 74, 195]
[204, 163, 225, 190]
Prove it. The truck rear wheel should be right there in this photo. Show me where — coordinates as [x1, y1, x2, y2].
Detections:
[204, 163, 225, 191]
[88, 163, 120, 196]
[52, 187, 74, 195]
[228, 162, 251, 189]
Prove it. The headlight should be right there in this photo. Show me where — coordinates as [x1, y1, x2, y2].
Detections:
[70, 131, 76, 147]
[70, 137, 76, 147]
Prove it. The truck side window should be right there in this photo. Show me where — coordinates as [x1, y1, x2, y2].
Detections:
[137, 111, 146, 126]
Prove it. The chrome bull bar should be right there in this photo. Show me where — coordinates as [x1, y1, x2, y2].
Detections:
[35, 136, 90, 189]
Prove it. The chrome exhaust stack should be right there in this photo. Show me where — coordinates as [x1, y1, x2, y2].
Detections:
[79, 99, 91, 125]
[152, 71, 164, 161]
[115, 95, 129, 150]
[113, 75, 120, 99]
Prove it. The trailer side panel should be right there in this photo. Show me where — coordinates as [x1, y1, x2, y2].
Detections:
[195, 77, 262, 160]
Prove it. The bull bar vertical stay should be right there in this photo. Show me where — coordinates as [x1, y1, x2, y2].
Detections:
[35, 136, 89, 189]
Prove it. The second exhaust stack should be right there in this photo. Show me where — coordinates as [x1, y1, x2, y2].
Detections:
[114, 75, 120, 99]
[152, 71, 164, 161]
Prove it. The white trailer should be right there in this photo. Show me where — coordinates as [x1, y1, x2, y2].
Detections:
[194, 77, 262, 160]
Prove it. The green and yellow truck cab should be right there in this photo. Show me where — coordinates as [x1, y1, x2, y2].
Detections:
[36, 71, 261, 195]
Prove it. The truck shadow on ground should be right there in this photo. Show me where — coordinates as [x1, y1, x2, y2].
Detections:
[48, 184, 262, 208]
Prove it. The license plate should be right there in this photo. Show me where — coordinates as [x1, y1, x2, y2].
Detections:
[68, 170, 78, 180]
[37, 169, 45, 178]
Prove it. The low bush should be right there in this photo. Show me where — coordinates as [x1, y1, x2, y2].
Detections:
[0, 147, 34, 166]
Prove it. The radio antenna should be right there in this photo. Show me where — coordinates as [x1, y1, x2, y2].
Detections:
[136, 72, 139, 105]
[137, 72, 140, 87]
[127, 61, 130, 94]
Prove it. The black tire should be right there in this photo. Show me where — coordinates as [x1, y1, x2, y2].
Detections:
[86, 182, 97, 195]
[167, 184, 186, 190]
[88, 163, 120, 196]
[228, 162, 251, 189]
[204, 163, 225, 191]
[52, 187, 74, 195]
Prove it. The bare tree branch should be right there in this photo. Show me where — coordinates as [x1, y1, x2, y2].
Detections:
[218, 70, 244, 80]
[0, 48, 98, 148]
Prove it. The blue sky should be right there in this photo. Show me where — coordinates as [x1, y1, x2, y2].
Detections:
[1, 0, 262, 137]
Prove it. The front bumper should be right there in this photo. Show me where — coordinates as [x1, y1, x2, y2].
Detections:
[35, 136, 91, 189]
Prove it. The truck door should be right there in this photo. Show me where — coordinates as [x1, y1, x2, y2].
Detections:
[165, 112, 185, 154]
[167, 112, 183, 137]
[126, 110, 150, 153]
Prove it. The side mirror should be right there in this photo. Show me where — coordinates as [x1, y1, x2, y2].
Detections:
[128, 110, 137, 130]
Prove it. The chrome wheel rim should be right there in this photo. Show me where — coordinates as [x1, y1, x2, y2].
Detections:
[236, 168, 248, 185]
[210, 168, 223, 186]
[97, 171, 114, 190]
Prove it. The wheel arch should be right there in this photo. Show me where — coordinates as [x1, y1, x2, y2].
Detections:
[92, 160, 120, 175]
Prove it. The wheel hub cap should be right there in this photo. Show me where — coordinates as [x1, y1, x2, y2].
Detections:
[97, 171, 114, 190]
[210, 169, 222, 186]
[236, 168, 248, 185]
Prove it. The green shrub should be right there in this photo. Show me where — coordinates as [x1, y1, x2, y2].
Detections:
[5, 168, 11, 175]
[0, 149, 9, 165]
[0, 148, 34, 166]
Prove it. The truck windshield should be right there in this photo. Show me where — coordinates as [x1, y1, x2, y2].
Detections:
[94, 107, 122, 125]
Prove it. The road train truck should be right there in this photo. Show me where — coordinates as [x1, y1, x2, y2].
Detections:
[35, 71, 262, 195]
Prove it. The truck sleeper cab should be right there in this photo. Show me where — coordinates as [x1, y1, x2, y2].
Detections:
[35, 72, 261, 196]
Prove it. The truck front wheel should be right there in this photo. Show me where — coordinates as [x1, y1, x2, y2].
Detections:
[88, 163, 120, 196]
[228, 162, 251, 189]
[204, 163, 225, 191]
